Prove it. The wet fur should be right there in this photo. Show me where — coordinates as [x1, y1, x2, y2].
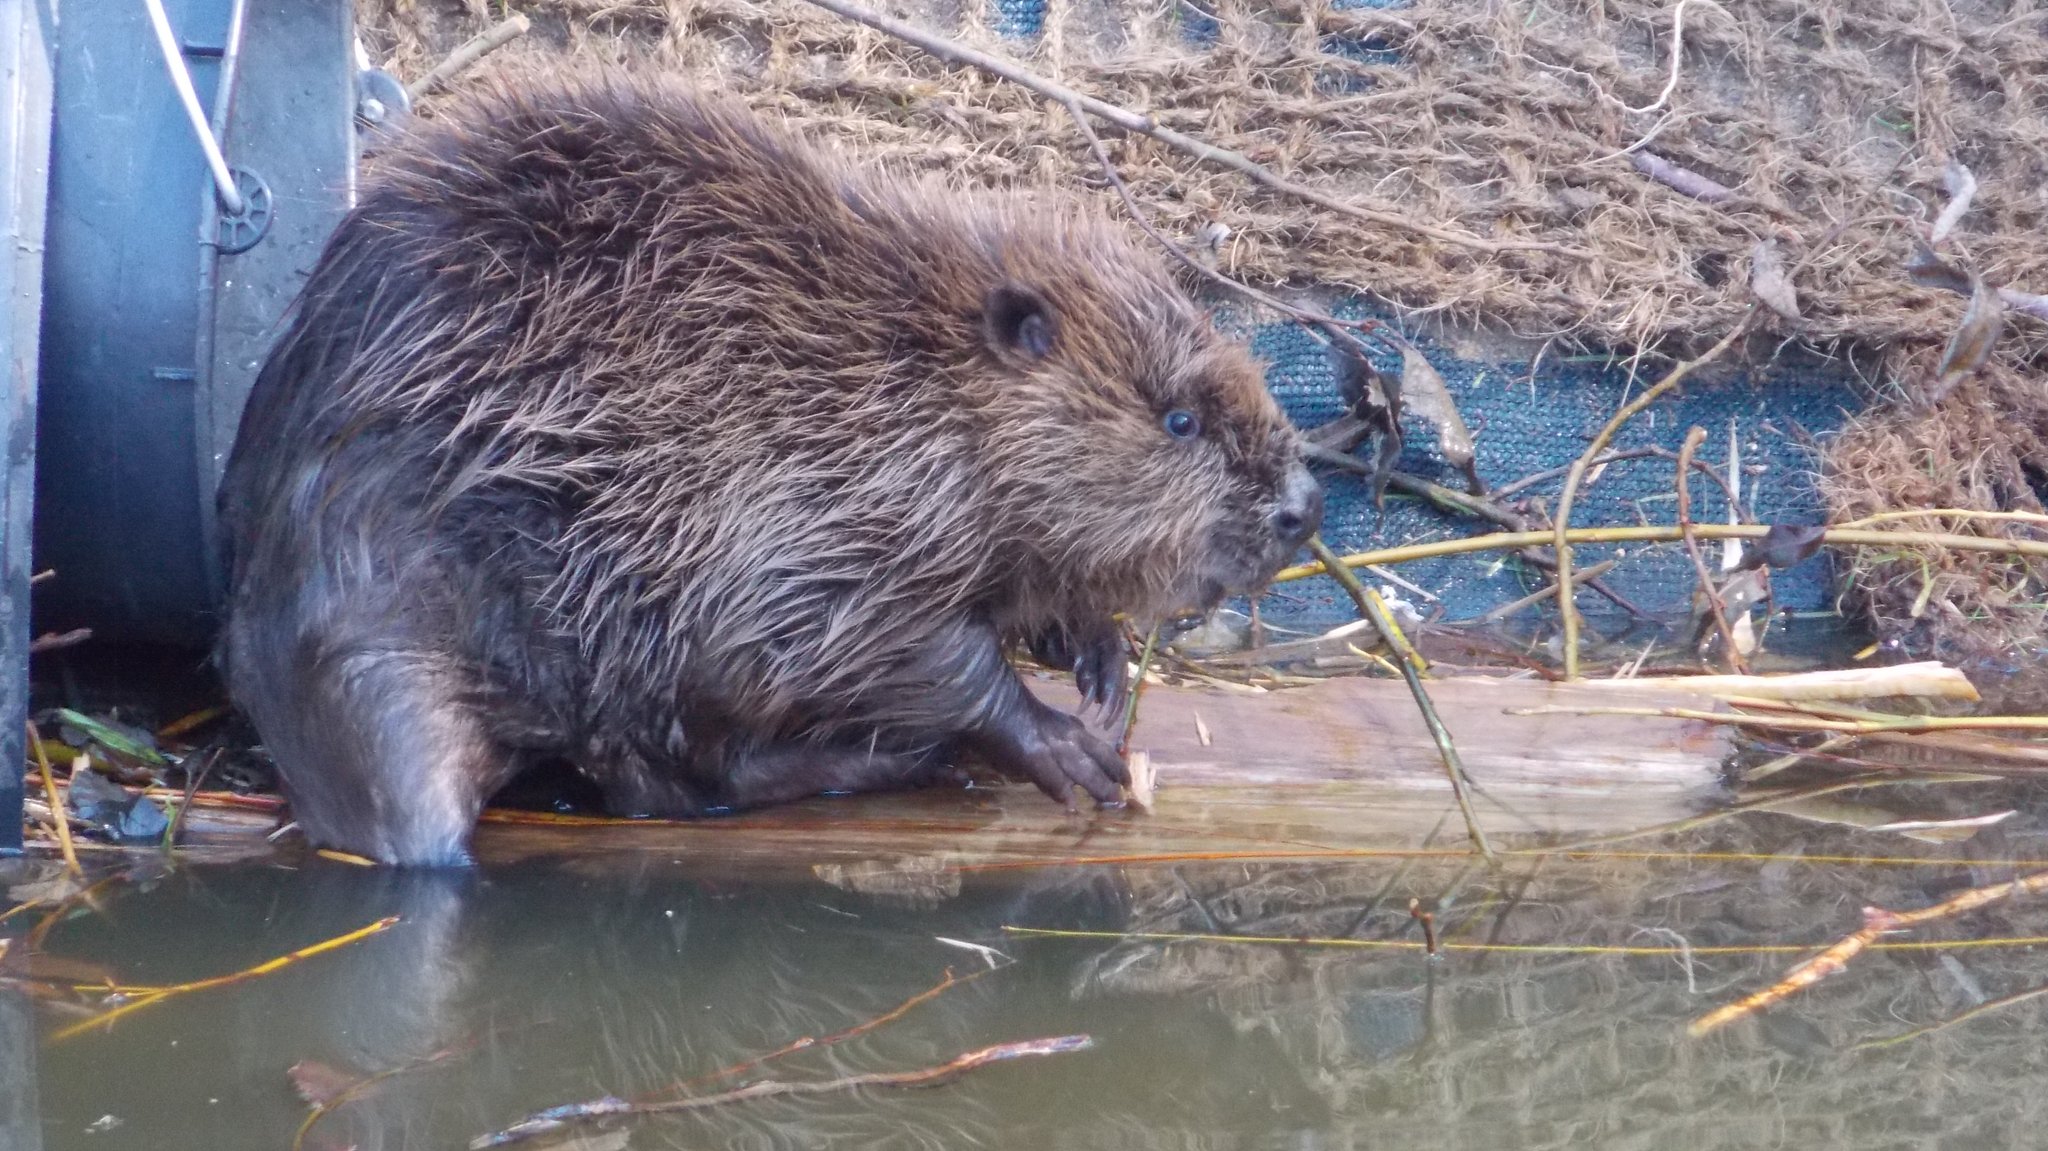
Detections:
[216, 71, 1318, 865]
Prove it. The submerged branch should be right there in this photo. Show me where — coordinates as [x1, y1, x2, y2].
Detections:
[471, 1034, 1095, 1149]
[50, 916, 401, 1042]
[1691, 870, 2048, 1036]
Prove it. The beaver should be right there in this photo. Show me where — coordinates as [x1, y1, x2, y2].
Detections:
[215, 71, 1323, 866]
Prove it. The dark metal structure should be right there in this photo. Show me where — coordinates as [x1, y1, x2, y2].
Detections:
[36, 0, 364, 647]
[0, 0, 55, 856]
[2, 0, 385, 850]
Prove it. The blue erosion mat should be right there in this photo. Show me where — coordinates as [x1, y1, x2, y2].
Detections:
[1239, 308, 1863, 632]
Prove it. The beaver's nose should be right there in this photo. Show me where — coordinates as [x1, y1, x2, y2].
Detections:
[1269, 462, 1324, 551]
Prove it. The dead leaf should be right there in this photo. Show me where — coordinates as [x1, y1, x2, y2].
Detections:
[1749, 239, 1800, 320]
[1930, 272, 2005, 402]
[1762, 795, 1906, 830]
[1739, 524, 1828, 571]
[289, 1060, 369, 1109]
[1396, 340, 1475, 471]
[1905, 245, 1973, 296]
[1900, 243, 1966, 294]
[1929, 160, 1978, 245]
[1871, 810, 2015, 844]
[1327, 337, 1402, 504]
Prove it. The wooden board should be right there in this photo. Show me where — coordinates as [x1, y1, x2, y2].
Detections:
[470, 676, 1733, 872]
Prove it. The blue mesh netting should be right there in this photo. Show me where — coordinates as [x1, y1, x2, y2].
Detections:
[1233, 303, 1861, 631]
[989, 0, 1048, 39]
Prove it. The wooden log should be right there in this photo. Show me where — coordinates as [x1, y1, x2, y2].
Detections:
[469, 676, 1733, 871]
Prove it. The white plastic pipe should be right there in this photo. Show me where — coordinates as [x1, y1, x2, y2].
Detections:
[140, 0, 244, 216]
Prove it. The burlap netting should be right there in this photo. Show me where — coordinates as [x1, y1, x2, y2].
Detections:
[357, 0, 2048, 654]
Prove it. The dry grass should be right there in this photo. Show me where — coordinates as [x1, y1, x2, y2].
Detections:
[355, 0, 2048, 653]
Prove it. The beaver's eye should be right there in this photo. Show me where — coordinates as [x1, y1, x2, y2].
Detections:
[1163, 409, 1201, 440]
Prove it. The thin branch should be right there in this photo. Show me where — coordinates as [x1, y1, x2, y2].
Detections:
[406, 14, 530, 102]
[1304, 447, 1648, 615]
[1307, 536, 1495, 863]
[1275, 522, 2048, 584]
[1676, 426, 1749, 673]
[27, 721, 80, 876]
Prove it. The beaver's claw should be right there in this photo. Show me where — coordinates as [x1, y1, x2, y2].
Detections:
[1028, 619, 1130, 722]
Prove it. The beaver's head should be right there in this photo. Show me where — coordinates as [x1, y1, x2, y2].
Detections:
[963, 212, 1323, 629]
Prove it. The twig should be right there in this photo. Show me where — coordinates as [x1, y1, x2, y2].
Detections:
[28, 628, 90, 655]
[470, 1034, 1095, 1149]
[1115, 624, 1160, 759]
[1464, 559, 1617, 625]
[1306, 448, 1647, 615]
[1676, 426, 1749, 673]
[1509, 701, 2048, 735]
[1837, 508, 2048, 530]
[50, 916, 401, 1042]
[1408, 898, 1439, 957]
[1552, 314, 1754, 679]
[1998, 286, 2048, 321]
[164, 747, 222, 851]
[796, 0, 1588, 260]
[294, 1043, 478, 1151]
[1307, 536, 1495, 862]
[664, 967, 992, 1096]
[1578, 663, 1977, 703]
[156, 705, 230, 741]
[1630, 152, 1735, 203]
[405, 13, 530, 102]
[28, 721, 80, 876]
[1061, 98, 1387, 353]
[1690, 870, 2048, 1036]
[1491, 448, 1661, 500]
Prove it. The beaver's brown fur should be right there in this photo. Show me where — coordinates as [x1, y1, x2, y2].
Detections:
[216, 71, 1322, 865]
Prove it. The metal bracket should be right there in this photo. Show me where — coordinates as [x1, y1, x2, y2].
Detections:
[215, 166, 272, 254]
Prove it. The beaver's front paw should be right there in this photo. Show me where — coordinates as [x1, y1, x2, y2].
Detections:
[980, 701, 1129, 808]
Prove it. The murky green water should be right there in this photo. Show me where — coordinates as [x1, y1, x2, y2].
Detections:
[12, 781, 2048, 1151]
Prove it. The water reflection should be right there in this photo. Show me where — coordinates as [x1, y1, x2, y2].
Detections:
[16, 800, 2048, 1150]
[3, 988, 42, 1151]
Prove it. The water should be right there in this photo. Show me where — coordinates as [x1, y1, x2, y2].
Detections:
[13, 782, 2048, 1151]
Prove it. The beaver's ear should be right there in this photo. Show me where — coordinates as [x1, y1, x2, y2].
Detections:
[983, 283, 1058, 361]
